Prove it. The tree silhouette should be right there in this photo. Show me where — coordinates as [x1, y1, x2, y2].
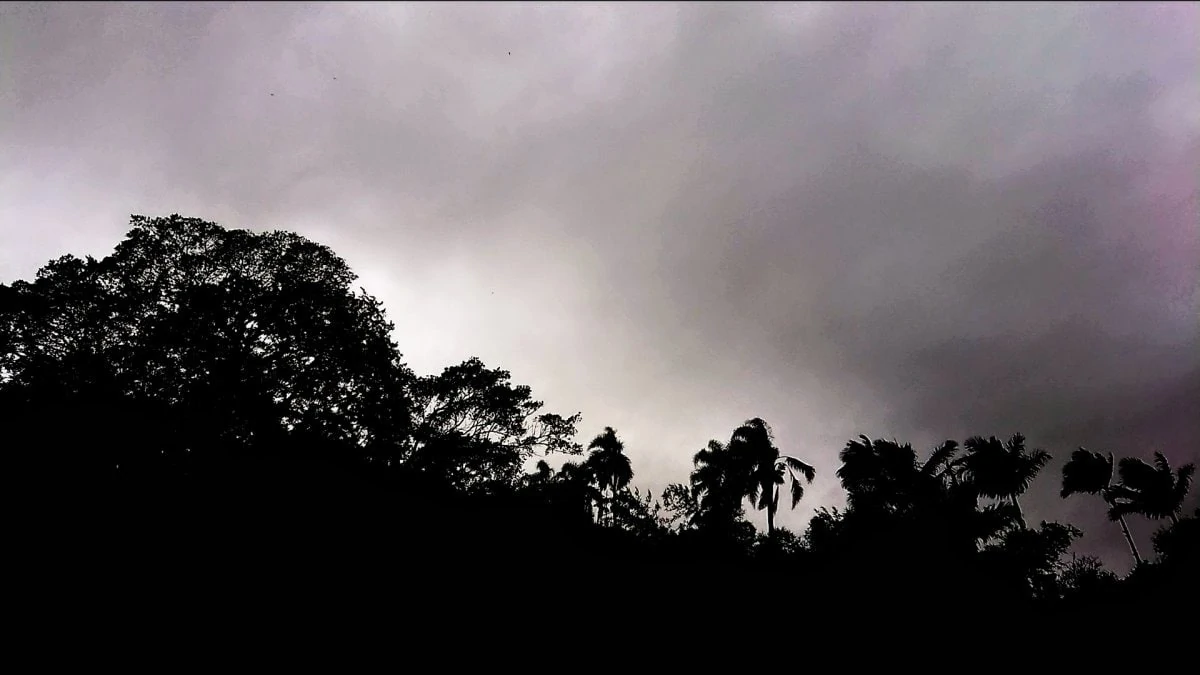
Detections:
[1108, 452, 1195, 526]
[5, 213, 1189, 614]
[557, 459, 603, 523]
[608, 486, 664, 537]
[1058, 554, 1119, 603]
[530, 459, 554, 485]
[1151, 507, 1198, 570]
[837, 436, 923, 515]
[981, 520, 1082, 601]
[407, 357, 582, 493]
[584, 426, 633, 526]
[3, 215, 414, 484]
[1061, 448, 1142, 565]
[660, 482, 700, 531]
[729, 418, 815, 537]
[958, 433, 1050, 528]
[836, 436, 1016, 555]
[689, 439, 745, 532]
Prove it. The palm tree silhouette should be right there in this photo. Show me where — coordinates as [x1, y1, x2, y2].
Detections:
[958, 433, 1049, 529]
[1061, 448, 1142, 566]
[837, 435, 921, 514]
[584, 427, 632, 526]
[557, 459, 602, 523]
[1109, 452, 1195, 526]
[729, 418, 815, 538]
[690, 439, 742, 530]
[837, 436, 1015, 550]
[528, 459, 554, 486]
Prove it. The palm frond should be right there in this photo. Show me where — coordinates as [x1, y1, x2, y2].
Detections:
[587, 426, 623, 453]
[783, 455, 816, 483]
[963, 435, 989, 451]
[1117, 456, 1158, 491]
[1111, 452, 1195, 520]
[747, 483, 763, 509]
[1153, 452, 1171, 475]
[1005, 433, 1027, 452]
[756, 486, 773, 511]
[1107, 498, 1135, 522]
[1060, 448, 1113, 498]
[789, 476, 806, 508]
[922, 440, 958, 476]
[1105, 483, 1139, 502]
[975, 502, 1021, 541]
[743, 417, 774, 442]
[1174, 463, 1195, 503]
[837, 435, 874, 481]
[693, 439, 725, 465]
[1028, 448, 1051, 471]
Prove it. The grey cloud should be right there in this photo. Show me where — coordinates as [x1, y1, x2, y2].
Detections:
[2, 2, 1196, 569]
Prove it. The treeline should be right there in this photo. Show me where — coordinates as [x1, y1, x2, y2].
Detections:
[2, 215, 1195, 613]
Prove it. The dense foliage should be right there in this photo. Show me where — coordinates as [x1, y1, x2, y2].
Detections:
[3, 215, 1195, 615]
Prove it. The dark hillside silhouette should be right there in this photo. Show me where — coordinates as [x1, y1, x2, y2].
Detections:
[3, 215, 1195, 615]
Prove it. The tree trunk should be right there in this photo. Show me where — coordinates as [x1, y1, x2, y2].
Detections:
[1116, 514, 1143, 566]
[768, 482, 777, 535]
[1011, 495, 1027, 529]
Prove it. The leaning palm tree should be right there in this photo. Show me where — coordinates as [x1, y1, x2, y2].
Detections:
[729, 418, 815, 538]
[584, 427, 633, 526]
[1061, 448, 1142, 566]
[958, 433, 1050, 528]
[837, 435, 924, 514]
[1109, 452, 1195, 526]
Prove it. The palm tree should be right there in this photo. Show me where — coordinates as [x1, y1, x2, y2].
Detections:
[958, 433, 1050, 529]
[531, 459, 553, 483]
[837, 435, 1016, 552]
[1109, 452, 1195, 526]
[1061, 448, 1142, 566]
[558, 459, 602, 523]
[689, 439, 743, 531]
[584, 427, 633, 526]
[836, 435, 921, 514]
[729, 418, 815, 538]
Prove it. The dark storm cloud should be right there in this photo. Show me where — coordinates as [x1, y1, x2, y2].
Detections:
[2, 2, 1196, 568]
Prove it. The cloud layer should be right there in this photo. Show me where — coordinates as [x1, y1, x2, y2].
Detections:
[2, 2, 1196, 569]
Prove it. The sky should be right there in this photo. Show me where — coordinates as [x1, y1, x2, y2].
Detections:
[2, 1, 1197, 571]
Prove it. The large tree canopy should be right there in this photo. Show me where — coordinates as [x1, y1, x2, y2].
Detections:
[2, 214, 413, 479]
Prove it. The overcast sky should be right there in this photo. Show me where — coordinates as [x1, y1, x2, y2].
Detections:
[2, 2, 1196, 570]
